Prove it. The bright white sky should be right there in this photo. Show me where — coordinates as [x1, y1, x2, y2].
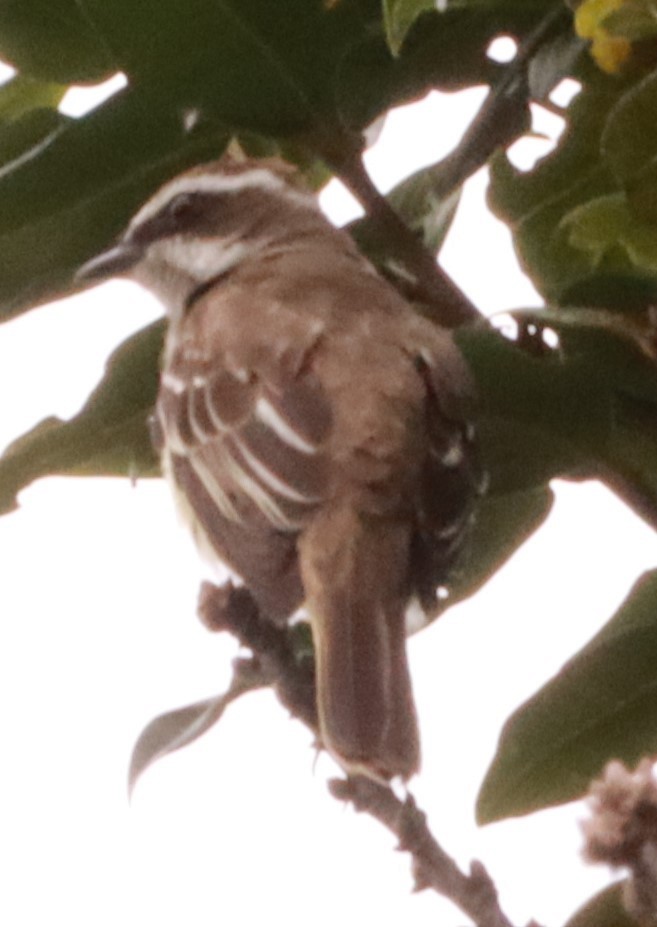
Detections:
[1, 64, 657, 927]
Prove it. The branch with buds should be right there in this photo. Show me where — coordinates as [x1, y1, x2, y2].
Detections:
[199, 579, 526, 927]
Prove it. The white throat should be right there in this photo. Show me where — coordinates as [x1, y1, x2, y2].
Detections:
[132, 234, 257, 320]
[161, 234, 252, 281]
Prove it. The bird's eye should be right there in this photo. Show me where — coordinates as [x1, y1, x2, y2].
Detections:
[166, 192, 198, 222]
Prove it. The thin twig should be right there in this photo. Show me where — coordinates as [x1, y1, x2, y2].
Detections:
[304, 119, 481, 327]
[337, 151, 481, 327]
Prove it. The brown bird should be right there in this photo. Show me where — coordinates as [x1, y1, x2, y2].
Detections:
[78, 157, 482, 781]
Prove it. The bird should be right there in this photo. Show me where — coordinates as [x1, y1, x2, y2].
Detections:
[77, 155, 482, 782]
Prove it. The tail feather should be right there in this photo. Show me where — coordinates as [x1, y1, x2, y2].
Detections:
[299, 506, 420, 780]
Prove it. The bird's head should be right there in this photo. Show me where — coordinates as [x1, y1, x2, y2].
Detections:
[77, 157, 322, 317]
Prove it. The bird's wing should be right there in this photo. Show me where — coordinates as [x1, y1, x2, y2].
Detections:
[154, 293, 332, 620]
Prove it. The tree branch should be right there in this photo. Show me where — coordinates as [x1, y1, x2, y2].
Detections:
[308, 7, 574, 331]
[198, 580, 530, 927]
[336, 151, 481, 328]
[330, 776, 523, 927]
[431, 5, 574, 200]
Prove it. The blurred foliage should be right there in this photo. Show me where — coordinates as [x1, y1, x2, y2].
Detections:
[3, 4, 657, 917]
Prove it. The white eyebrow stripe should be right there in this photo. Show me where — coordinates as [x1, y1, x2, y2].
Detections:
[255, 397, 317, 455]
[234, 438, 318, 504]
[131, 169, 315, 228]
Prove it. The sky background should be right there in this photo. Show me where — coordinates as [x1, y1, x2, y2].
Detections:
[1, 60, 657, 927]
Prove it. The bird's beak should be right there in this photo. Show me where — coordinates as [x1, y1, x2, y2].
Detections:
[75, 239, 144, 283]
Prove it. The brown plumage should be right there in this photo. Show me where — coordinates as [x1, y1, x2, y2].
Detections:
[78, 157, 482, 781]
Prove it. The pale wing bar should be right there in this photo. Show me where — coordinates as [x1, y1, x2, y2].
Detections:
[157, 364, 331, 532]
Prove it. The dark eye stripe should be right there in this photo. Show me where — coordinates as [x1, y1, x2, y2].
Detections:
[130, 191, 235, 244]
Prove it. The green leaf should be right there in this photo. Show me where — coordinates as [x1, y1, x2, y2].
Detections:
[564, 883, 637, 927]
[0, 0, 116, 83]
[457, 324, 603, 493]
[458, 318, 657, 528]
[0, 74, 69, 171]
[561, 192, 657, 272]
[0, 74, 65, 122]
[433, 485, 555, 619]
[383, 0, 436, 56]
[76, 0, 380, 134]
[0, 87, 230, 319]
[603, 1, 657, 42]
[0, 320, 165, 515]
[0, 108, 68, 172]
[488, 78, 625, 303]
[129, 673, 265, 796]
[602, 70, 657, 223]
[477, 570, 657, 823]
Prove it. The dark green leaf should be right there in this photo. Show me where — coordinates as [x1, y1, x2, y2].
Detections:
[433, 485, 555, 620]
[0, 74, 65, 121]
[0, 108, 68, 171]
[477, 570, 657, 823]
[383, 0, 435, 56]
[0, 0, 116, 82]
[458, 317, 657, 528]
[0, 320, 165, 515]
[0, 74, 69, 170]
[76, 0, 379, 134]
[602, 70, 657, 223]
[603, 2, 657, 43]
[457, 324, 602, 493]
[488, 79, 625, 302]
[0, 87, 229, 319]
[564, 883, 637, 927]
[561, 192, 657, 274]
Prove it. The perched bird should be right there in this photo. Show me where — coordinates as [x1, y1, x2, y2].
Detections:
[78, 156, 481, 781]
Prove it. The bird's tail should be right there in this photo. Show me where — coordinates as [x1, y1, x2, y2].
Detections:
[298, 505, 420, 781]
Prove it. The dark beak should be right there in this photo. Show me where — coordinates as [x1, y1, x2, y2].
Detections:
[75, 240, 144, 283]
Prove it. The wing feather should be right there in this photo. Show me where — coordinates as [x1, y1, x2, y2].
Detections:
[156, 307, 332, 563]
